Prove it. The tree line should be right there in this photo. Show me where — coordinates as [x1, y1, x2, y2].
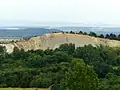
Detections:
[64, 30, 120, 41]
[0, 43, 120, 89]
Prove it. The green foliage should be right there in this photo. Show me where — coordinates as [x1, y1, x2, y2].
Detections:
[0, 46, 6, 55]
[30, 72, 53, 88]
[115, 56, 120, 66]
[0, 43, 120, 89]
[79, 31, 83, 34]
[99, 34, 104, 38]
[65, 59, 99, 90]
[100, 73, 120, 90]
[52, 59, 99, 90]
[58, 43, 75, 54]
[89, 32, 97, 37]
[68, 31, 120, 41]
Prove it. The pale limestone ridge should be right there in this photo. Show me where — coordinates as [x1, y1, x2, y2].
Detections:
[1, 33, 120, 53]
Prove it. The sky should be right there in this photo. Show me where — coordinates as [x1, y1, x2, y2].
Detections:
[0, 0, 120, 26]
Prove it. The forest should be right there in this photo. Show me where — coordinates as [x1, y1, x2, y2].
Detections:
[0, 41, 120, 90]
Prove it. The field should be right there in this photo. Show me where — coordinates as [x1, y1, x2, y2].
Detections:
[0, 88, 49, 90]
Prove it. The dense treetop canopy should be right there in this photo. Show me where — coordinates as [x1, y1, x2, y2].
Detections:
[0, 41, 120, 89]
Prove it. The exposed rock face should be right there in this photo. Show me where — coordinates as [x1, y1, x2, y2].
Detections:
[1, 33, 120, 53]
[0, 44, 14, 53]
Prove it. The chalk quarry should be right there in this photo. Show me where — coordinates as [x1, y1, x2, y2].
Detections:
[1, 33, 120, 53]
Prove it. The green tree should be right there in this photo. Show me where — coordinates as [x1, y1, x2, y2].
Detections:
[65, 59, 99, 90]
[105, 34, 110, 39]
[100, 73, 120, 90]
[70, 31, 75, 34]
[115, 56, 120, 66]
[27, 53, 42, 67]
[53, 59, 99, 90]
[89, 32, 97, 37]
[79, 31, 83, 34]
[99, 34, 104, 38]
[0, 46, 6, 55]
[83, 32, 87, 35]
[118, 34, 120, 40]
[58, 43, 75, 54]
[30, 72, 53, 88]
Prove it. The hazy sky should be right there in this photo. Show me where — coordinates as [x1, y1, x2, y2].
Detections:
[0, 0, 120, 25]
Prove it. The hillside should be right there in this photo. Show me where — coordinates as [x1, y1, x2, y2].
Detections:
[0, 33, 120, 89]
[1, 33, 120, 53]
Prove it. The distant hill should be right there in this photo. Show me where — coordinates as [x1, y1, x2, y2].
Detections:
[0, 28, 61, 37]
[54, 27, 120, 35]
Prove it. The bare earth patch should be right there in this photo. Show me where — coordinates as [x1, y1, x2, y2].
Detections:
[1, 33, 120, 53]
